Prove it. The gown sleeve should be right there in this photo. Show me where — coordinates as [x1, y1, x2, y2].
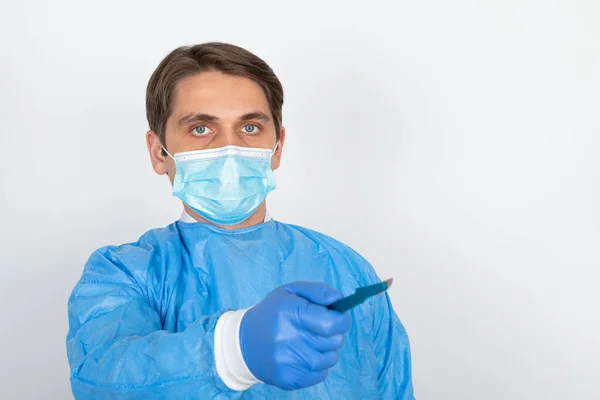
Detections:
[66, 247, 237, 399]
[372, 291, 416, 399]
[345, 245, 416, 399]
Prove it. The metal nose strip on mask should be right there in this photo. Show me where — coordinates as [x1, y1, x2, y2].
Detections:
[162, 143, 279, 161]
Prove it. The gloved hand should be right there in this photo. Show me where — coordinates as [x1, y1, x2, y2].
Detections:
[239, 281, 352, 391]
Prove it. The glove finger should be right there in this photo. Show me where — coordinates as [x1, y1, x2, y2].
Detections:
[298, 302, 352, 337]
[304, 350, 340, 371]
[302, 330, 345, 352]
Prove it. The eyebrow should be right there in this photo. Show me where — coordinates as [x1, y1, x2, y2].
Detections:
[177, 112, 271, 126]
[239, 112, 271, 123]
[178, 113, 219, 126]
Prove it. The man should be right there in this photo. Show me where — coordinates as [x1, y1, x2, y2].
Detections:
[66, 42, 415, 399]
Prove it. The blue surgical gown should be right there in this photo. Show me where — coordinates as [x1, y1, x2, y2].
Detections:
[66, 219, 415, 399]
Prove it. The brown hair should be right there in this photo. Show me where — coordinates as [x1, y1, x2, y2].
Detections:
[146, 42, 284, 148]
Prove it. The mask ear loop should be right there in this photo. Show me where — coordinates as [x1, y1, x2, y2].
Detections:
[271, 142, 279, 160]
[162, 146, 175, 160]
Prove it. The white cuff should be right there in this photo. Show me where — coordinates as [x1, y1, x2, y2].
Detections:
[214, 308, 261, 391]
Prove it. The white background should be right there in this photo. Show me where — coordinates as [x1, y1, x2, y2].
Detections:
[1, 1, 599, 399]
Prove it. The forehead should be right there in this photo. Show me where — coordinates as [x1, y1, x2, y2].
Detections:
[170, 71, 271, 119]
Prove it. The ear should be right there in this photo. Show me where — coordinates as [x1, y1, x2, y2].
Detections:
[146, 130, 168, 175]
[271, 127, 286, 171]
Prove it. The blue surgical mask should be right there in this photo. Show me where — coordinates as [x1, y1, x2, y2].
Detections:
[163, 144, 277, 226]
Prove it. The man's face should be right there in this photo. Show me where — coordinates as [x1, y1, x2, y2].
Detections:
[147, 70, 285, 182]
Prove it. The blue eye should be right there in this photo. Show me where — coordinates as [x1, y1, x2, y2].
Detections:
[192, 125, 212, 136]
[243, 124, 260, 134]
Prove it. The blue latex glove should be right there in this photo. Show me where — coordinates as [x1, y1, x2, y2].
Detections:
[240, 281, 352, 391]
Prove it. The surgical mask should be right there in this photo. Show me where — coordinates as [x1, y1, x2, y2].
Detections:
[163, 144, 277, 226]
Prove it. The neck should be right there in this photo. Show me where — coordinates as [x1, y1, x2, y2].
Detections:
[183, 203, 268, 230]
